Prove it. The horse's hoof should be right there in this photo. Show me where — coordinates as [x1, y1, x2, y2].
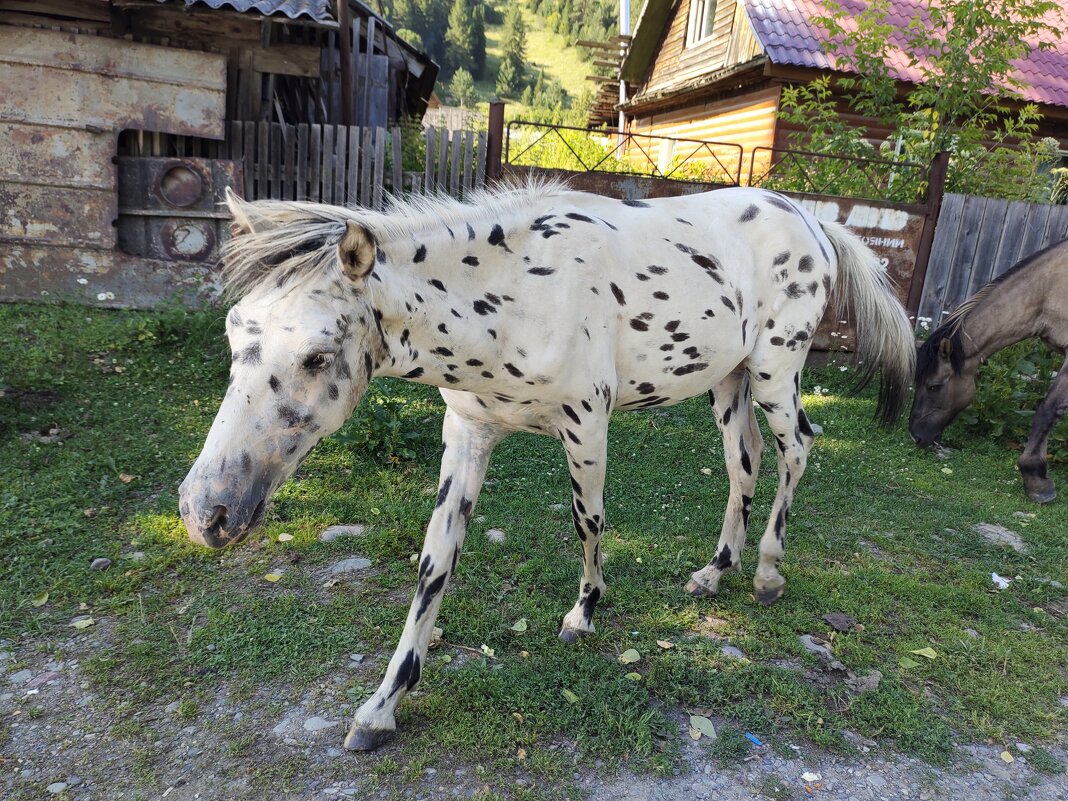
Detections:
[753, 583, 785, 606]
[1029, 487, 1056, 504]
[558, 628, 584, 644]
[344, 726, 394, 751]
[685, 578, 717, 598]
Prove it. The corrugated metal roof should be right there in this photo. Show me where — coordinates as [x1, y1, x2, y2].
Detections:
[155, 0, 334, 23]
[745, 0, 1068, 109]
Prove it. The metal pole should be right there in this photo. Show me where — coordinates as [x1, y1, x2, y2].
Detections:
[617, 0, 630, 147]
[486, 101, 505, 184]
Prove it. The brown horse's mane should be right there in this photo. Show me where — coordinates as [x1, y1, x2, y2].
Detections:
[916, 239, 1065, 381]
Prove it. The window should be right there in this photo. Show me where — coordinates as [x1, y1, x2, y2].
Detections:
[687, 0, 717, 46]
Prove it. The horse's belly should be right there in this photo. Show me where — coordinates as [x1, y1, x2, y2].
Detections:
[614, 341, 748, 409]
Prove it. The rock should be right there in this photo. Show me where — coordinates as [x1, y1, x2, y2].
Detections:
[798, 635, 846, 671]
[326, 747, 344, 758]
[319, 524, 366, 543]
[964, 628, 980, 638]
[47, 782, 68, 794]
[327, 557, 372, 575]
[303, 716, 337, 732]
[1013, 511, 1036, 520]
[128, 551, 146, 562]
[27, 670, 61, 689]
[868, 775, 887, 787]
[272, 720, 293, 736]
[349, 654, 365, 664]
[486, 528, 506, 543]
[90, 558, 111, 570]
[844, 670, 882, 695]
[822, 612, 857, 632]
[720, 644, 747, 661]
[1016, 742, 1033, 753]
[974, 522, 1028, 553]
[550, 503, 567, 511]
[9, 669, 33, 684]
[165, 701, 181, 714]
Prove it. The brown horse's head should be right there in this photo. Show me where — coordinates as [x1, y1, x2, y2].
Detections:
[908, 329, 976, 447]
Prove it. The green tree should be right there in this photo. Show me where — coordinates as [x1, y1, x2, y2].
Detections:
[495, 57, 520, 97]
[781, 0, 1064, 200]
[444, 0, 477, 77]
[448, 67, 477, 107]
[500, 7, 528, 87]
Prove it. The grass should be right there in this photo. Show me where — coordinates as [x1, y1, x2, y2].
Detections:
[2, 301, 1068, 796]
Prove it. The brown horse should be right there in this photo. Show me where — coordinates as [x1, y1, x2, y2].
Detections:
[910, 239, 1068, 502]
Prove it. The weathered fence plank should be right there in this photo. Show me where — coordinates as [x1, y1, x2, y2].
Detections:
[921, 193, 1068, 324]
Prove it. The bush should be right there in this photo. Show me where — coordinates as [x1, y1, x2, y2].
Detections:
[330, 379, 424, 464]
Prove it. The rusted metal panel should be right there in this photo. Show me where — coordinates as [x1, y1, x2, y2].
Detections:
[0, 181, 116, 248]
[0, 244, 222, 307]
[0, 27, 226, 137]
[0, 122, 114, 189]
[117, 157, 241, 263]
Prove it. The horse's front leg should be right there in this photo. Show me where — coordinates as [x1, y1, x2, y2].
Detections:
[1017, 361, 1068, 503]
[557, 406, 609, 643]
[345, 408, 506, 750]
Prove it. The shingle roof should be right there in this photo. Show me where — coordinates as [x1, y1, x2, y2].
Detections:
[745, 0, 1068, 110]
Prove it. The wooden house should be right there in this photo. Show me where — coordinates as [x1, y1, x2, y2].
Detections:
[0, 0, 437, 306]
[608, 0, 1068, 179]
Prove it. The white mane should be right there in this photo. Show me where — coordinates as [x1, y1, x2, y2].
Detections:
[222, 176, 572, 300]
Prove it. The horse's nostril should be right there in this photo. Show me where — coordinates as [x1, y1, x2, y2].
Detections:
[206, 504, 229, 533]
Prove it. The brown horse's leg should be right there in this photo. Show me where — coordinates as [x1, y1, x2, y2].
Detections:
[1017, 360, 1068, 504]
[687, 369, 763, 597]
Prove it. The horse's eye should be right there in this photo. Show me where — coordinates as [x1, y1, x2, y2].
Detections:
[302, 352, 336, 372]
[927, 383, 943, 393]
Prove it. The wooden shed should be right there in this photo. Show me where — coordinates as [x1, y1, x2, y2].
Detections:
[0, 0, 437, 306]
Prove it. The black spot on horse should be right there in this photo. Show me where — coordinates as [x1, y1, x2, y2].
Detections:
[473, 300, 496, 315]
[808, 281, 820, 295]
[488, 224, 505, 245]
[562, 404, 581, 424]
[432, 346, 454, 357]
[740, 436, 752, 474]
[721, 296, 736, 312]
[673, 362, 708, 376]
[566, 212, 594, 224]
[610, 283, 626, 306]
[715, 544, 733, 569]
[630, 318, 649, 332]
[404, 367, 424, 379]
[528, 266, 554, 276]
[637, 382, 655, 394]
[328, 383, 339, 400]
[503, 362, 524, 378]
[268, 375, 280, 393]
[653, 291, 669, 300]
[648, 265, 667, 275]
[429, 278, 446, 292]
[388, 650, 421, 698]
[773, 251, 791, 266]
[414, 244, 427, 263]
[462, 255, 479, 267]
[671, 332, 690, 342]
[798, 255, 814, 272]
[238, 342, 262, 365]
[622, 199, 650, 207]
[770, 336, 785, 346]
[665, 320, 681, 332]
[785, 282, 805, 299]
[436, 476, 453, 508]
[415, 573, 447, 622]
[766, 319, 776, 329]
[739, 204, 760, 222]
[443, 374, 459, 383]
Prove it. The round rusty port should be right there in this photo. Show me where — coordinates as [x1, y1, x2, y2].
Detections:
[158, 163, 204, 208]
[161, 219, 216, 262]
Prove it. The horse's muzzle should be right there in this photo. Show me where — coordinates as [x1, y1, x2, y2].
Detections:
[179, 474, 268, 548]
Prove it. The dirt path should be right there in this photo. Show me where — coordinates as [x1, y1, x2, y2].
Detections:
[3, 626, 1066, 801]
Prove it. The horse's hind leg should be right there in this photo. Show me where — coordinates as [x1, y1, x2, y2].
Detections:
[687, 369, 763, 597]
[1017, 361, 1068, 503]
[751, 370, 814, 605]
[558, 410, 610, 643]
[345, 408, 506, 750]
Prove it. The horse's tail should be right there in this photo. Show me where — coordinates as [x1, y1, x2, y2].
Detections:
[819, 220, 915, 426]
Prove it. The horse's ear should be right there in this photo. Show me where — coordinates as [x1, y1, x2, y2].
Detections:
[938, 336, 953, 359]
[338, 221, 377, 284]
[225, 187, 253, 237]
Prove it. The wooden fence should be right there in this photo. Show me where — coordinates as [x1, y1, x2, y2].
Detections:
[918, 193, 1068, 324]
[230, 121, 487, 209]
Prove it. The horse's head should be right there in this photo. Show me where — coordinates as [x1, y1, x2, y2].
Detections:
[180, 195, 381, 548]
[908, 329, 975, 447]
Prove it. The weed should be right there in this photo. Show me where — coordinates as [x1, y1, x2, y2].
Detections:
[709, 727, 751, 763]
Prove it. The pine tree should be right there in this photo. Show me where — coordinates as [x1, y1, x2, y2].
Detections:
[496, 57, 519, 97]
[472, 3, 487, 79]
[500, 7, 528, 89]
[444, 0, 476, 77]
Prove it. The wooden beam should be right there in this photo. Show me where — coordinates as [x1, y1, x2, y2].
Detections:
[251, 43, 321, 78]
[338, 0, 354, 125]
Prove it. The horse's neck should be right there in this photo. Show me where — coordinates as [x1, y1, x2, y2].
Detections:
[368, 233, 507, 382]
[959, 273, 1043, 362]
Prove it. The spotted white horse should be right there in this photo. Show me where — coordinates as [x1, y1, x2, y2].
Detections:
[180, 181, 914, 750]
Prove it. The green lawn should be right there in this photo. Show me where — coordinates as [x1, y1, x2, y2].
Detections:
[2, 302, 1067, 797]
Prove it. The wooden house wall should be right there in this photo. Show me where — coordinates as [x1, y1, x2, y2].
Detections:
[641, 0, 762, 97]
